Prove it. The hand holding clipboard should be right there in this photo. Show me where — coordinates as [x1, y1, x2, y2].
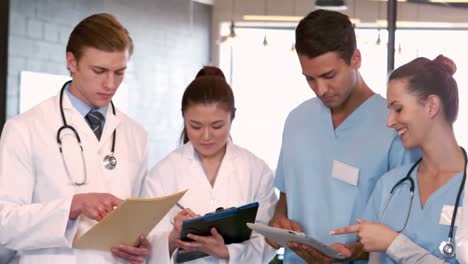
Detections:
[173, 202, 259, 263]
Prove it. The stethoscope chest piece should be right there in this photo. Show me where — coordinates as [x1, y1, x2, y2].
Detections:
[439, 239, 456, 258]
[103, 154, 117, 170]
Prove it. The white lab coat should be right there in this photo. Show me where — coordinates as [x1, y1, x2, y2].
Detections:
[142, 141, 278, 264]
[456, 180, 468, 264]
[0, 91, 149, 264]
[457, 230, 468, 264]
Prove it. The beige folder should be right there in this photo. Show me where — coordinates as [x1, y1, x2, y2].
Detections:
[72, 189, 187, 250]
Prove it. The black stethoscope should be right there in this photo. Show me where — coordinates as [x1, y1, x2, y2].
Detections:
[56, 81, 118, 186]
[378, 147, 467, 258]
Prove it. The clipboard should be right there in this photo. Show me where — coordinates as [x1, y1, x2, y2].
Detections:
[247, 223, 346, 260]
[73, 189, 187, 250]
[175, 202, 259, 263]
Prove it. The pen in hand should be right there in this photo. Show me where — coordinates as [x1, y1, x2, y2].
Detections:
[171, 203, 199, 226]
[171, 203, 184, 226]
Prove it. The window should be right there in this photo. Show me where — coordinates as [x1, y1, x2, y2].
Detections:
[221, 27, 468, 171]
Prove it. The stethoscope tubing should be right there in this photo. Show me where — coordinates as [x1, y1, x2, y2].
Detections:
[58, 80, 116, 153]
[448, 147, 467, 239]
[56, 81, 117, 185]
[381, 147, 467, 257]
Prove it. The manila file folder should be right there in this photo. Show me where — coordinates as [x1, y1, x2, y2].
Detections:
[73, 189, 187, 250]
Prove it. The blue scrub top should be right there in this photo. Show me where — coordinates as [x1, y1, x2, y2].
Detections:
[364, 163, 464, 264]
[274, 95, 420, 263]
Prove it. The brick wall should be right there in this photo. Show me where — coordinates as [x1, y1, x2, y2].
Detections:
[8, 0, 212, 164]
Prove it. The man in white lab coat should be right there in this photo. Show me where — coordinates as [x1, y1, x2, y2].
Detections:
[0, 13, 151, 263]
[0, 248, 14, 264]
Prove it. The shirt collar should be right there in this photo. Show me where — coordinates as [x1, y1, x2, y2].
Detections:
[183, 139, 236, 160]
[65, 82, 107, 118]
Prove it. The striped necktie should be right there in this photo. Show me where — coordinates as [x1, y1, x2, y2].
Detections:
[85, 110, 105, 140]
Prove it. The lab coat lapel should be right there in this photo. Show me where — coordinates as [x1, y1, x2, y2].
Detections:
[182, 142, 207, 189]
[55, 92, 98, 192]
[214, 140, 236, 188]
[99, 106, 120, 150]
[59, 91, 97, 143]
[59, 92, 121, 150]
[182, 141, 236, 189]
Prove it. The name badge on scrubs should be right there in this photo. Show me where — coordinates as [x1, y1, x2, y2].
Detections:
[331, 160, 360, 186]
[439, 205, 463, 226]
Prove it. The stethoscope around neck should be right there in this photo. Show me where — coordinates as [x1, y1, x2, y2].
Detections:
[56, 81, 118, 186]
[378, 147, 467, 258]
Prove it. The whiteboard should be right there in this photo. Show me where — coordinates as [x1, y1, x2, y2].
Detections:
[19, 71, 128, 113]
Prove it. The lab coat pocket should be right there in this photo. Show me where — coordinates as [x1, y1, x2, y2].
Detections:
[16, 249, 75, 264]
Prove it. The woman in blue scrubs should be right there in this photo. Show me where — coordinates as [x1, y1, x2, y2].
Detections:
[331, 55, 465, 263]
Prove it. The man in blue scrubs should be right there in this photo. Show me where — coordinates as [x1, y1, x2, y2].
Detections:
[268, 9, 419, 263]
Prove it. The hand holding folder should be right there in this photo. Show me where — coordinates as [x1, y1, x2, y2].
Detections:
[175, 202, 259, 262]
[72, 189, 187, 251]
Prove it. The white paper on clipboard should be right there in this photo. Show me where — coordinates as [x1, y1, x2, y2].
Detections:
[246, 222, 346, 259]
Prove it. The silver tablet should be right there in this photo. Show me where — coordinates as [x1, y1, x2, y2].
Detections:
[247, 222, 346, 259]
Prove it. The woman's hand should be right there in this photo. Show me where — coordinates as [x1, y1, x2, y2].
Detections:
[331, 219, 399, 252]
[287, 241, 352, 263]
[168, 208, 200, 254]
[176, 227, 229, 260]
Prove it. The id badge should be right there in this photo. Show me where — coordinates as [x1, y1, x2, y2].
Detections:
[331, 160, 360, 186]
[439, 205, 463, 227]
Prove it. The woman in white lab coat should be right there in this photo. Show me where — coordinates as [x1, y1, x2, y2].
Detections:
[144, 66, 278, 264]
[0, 14, 150, 264]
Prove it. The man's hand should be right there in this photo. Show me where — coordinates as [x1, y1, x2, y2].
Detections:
[111, 234, 151, 264]
[176, 227, 229, 260]
[330, 219, 398, 252]
[287, 242, 352, 264]
[267, 215, 302, 249]
[69, 193, 123, 221]
[267, 192, 302, 249]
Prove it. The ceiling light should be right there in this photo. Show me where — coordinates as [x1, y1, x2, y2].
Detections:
[243, 15, 360, 24]
[315, 0, 347, 11]
[243, 15, 304, 22]
[430, 0, 468, 3]
[219, 21, 237, 45]
[263, 34, 270, 46]
[228, 21, 237, 38]
[376, 19, 458, 27]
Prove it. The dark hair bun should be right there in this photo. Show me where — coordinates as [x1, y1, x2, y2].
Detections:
[195, 66, 226, 80]
[433, 55, 456, 76]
